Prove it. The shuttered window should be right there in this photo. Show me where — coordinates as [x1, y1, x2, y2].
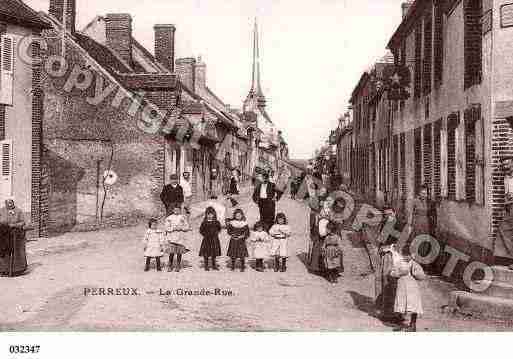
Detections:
[465, 105, 480, 202]
[464, 0, 483, 89]
[400, 133, 406, 196]
[414, 23, 423, 98]
[433, 119, 442, 199]
[0, 139, 12, 198]
[400, 42, 406, 66]
[434, 1, 444, 86]
[423, 10, 433, 95]
[447, 113, 460, 200]
[0, 35, 14, 106]
[424, 123, 433, 192]
[414, 128, 422, 194]
[393, 134, 399, 190]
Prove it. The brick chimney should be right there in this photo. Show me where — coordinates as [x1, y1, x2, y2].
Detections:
[49, 0, 76, 33]
[402, 2, 414, 19]
[194, 56, 206, 92]
[154, 24, 176, 72]
[105, 13, 133, 66]
[176, 57, 196, 91]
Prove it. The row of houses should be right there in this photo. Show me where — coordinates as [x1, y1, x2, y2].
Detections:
[331, 0, 513, 266]
[1, 0, 290, 237]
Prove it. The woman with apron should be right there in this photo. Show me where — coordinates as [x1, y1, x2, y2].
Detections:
[0, 199, 27, 276]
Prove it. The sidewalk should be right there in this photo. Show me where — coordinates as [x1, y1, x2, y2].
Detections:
[26, 186, 253, 258]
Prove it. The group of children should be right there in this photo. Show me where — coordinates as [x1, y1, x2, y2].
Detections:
[142, 205, 292, 273]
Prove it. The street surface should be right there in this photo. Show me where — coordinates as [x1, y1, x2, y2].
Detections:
[1, 195, 512, 331]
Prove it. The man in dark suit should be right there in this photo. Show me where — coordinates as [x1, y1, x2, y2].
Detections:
[160, 174, 184, 216]
[252, 173, 278, 231]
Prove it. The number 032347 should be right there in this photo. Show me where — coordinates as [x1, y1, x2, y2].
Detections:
[9, 345, 40, 354]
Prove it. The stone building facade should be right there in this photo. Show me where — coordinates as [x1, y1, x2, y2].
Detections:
[0, 0, 51, 237]
[340, 0, 513, 268]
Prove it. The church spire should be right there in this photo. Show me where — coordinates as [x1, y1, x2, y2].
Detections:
[246, 17, 266, 111]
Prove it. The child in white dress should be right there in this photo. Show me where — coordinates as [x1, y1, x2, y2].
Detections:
[143, 218, 164, 272]
[250, 221, 270, 272]
[269, 213, 292, 272]
[164, 206, 191, 272]
[390, 245, 426, 332]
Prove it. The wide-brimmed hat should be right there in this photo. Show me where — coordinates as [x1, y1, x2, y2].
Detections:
[170, 174, 179, 180]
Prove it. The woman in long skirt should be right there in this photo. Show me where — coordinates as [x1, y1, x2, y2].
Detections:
[407, 185, 432, 259]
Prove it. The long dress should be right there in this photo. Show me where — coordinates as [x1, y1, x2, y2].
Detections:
[226, 220, 250, 258]
[269, 224, 292, 258]
[0, 207, 26, 276]
[307, 195, 325, 268]
[199, 220, 222, 257]
[143, 229, 164, 257]
[250, 231, 270, 259]
[323, 233, 342, 270]
[391, 254, 424, 315]
[164, 214, 190, 254]
[375, 245, 397, 317]
[410, 197, 431, 257]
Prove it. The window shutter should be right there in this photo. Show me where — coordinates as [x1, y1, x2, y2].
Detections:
[423, 11, 433, 95]
[465, 106, 480, 203]
[0, 35, 14, 105]
[424, 123, 433, 193]
[414, 23, 423, 99]
[433, 119, 442, 199]
[400, 133, 406, 196]
[414, 127, 422, 194]
[393, 134, 399, 191]
[464, 0, 483, 89]
[0, 139, 12, 199]
[447, 112, 460, 200]
[434, 1, 444, 86]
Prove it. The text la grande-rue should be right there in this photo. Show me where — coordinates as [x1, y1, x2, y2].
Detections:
[159, 288, 234, 296]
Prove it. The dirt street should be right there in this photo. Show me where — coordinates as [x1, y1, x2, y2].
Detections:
[1, 196, 512, 331]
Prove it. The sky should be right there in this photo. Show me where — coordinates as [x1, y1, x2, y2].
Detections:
[26, 0, 405, 159]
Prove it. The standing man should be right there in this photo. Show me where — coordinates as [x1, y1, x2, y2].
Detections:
[160, 174, 184, 216]
[252, 172, 278, 231]
[181, 172, 193, 216]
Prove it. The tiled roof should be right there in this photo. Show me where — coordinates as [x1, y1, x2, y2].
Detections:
[74, 33, 132, 76]
[131, 37, 169, 73]
[182, 101, 203, 115]
[0, 0, 51, 29]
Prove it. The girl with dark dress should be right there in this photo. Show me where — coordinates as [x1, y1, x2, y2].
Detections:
[199, 207, 222, 271]
[226, 209, 250, 272]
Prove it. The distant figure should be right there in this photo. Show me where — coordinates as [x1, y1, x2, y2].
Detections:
[229, 169, 241, 197]
[181, 172, 193, 216]
[160, 174, 184, 216]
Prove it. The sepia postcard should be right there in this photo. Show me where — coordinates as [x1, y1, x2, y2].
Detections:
[1, 0, 513, 344]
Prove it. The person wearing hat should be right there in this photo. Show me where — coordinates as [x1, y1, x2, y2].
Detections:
[0, 198, 27, 276]
[252, 172, 279, 232]
[160, 174, 184, 216]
